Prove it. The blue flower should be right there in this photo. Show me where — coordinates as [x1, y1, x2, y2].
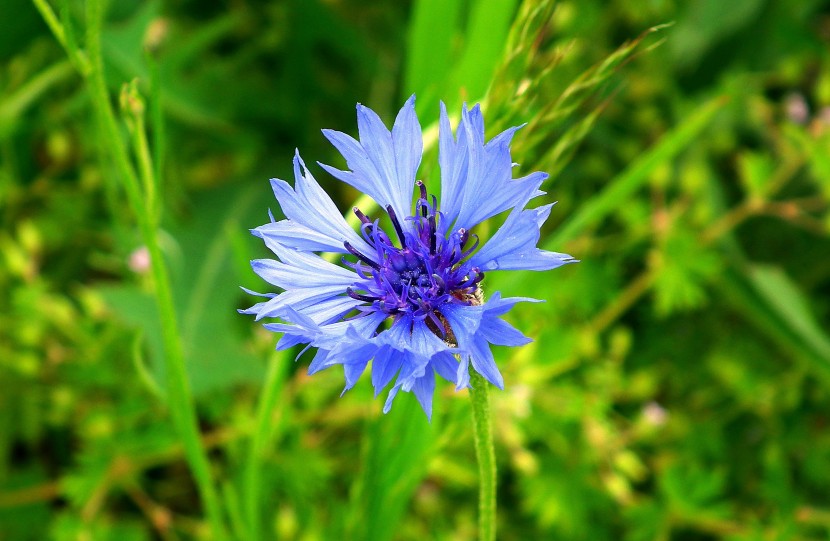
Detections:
[242, 96, 576, 419]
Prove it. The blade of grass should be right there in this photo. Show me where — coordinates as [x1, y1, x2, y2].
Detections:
[452, 0, 519, 107]
[488, 13, 671, 182]
[405, 0, 463, 117]
[244, 350, 293, 541]
[347, 398, 435, 541]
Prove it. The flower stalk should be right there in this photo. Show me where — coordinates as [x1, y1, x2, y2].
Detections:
[470, 370, 497, 541]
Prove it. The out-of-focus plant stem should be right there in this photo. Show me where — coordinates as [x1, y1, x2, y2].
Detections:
[31, 0, 227, 536]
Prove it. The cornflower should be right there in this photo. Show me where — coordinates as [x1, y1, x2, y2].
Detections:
[242, 96, 575, 419]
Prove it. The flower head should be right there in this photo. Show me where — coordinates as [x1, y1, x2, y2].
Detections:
[242, 96, 576, 419]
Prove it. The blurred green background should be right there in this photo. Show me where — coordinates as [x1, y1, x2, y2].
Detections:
[2, 0, 830, 539]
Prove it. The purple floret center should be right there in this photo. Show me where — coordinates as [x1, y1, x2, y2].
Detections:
[343, 181, 483, 329]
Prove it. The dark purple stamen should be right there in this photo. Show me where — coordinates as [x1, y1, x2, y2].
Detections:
[353, 206, 371, 224]
[416, 180, 428, 200]
[428, 215, 437, 255]
[416, 181, 428, 218]
[431, 273, 445, 291]
[344, 181, 485, 331]
[386, 205, 407, 249]
[344, 241, 380, 270]
[460, 234, 479, 260]
[458, 228, 469, 248]
[347, 287, 379, 303]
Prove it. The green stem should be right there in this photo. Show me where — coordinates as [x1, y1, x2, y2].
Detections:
[32, 0, 67, 50]
[245, 352, 291, 541]
[128, 92, 158, 222]
[469, 371, 496, 541]
[146, 51, 165, 206]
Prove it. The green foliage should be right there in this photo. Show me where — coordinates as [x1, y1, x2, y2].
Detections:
[2, 0, 830, 540]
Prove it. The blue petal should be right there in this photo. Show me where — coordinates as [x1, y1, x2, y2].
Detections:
[260, 151, 375, 257]
[383, 351, 456, 420]
[328, 334, 379, 377]
[261, 237, 359, 281]
[482, 291, 542, 317]
[253, 220, 351, 253]
[321, 96, 421, 231]
[456, 359, 471, 390]
[412, 368, 436, 421]
[440, 303, 485, 386]
[382, 383, 401, 414]
[437, 103, 546, 231]
[264, 309, 386, 353]
[392, 95, 423, 209]
[262, 307, 320, 340]
[441, 306, 504, 389]
[376, 316, 454, 418]
[438, 102, 470, 226]
[342, 359, 370, 393]
[249, 257, 353, 290]
[452, 127, 544, 230]
[478, 314, 532, 347]
[431, 351, 459, 384]
[309, 312, 387, 350]
[308, 348, 331, 375]
[377, 315, 449, 359]
[296, 296, 363, 325]
[276, 333, 306, 351]
[371, 346, 403, 396]
[469, 202, 577, 271]
[469, 336, 504, 390]
[441, 294, 539, 389]
[243, 240, 362, 323]
[239, 286, 275, 299]
[243, 285, 348, 321]
[382, 351, 429, 414]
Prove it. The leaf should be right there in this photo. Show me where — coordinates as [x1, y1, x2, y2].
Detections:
[745, 264, 830, 366]
[660, 461, 730, 518]
[717, 265, 830, 385]
[737, 151, 775, 199]
[653, 229, 721, 316]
